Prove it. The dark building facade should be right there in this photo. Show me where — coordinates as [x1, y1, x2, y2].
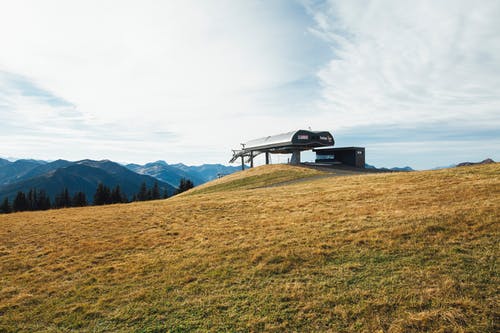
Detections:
[314, 147, 365, 168]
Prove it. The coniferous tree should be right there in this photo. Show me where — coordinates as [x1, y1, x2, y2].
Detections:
[94, 183, 111, 205]
[54, 192, 61, 208]
[137, 182, 148, 201]
[72, 192, 87, 207]
[13, 191, 29, 212]
[162, 189, 169, 199]
[187, 179, 194, 190]
[105, 187, 112, 204]
[27, 189, 37, 211]
[176, 178, 194, 194]
[63, 188, 71, 207]
[55, 188, 71, 208]
[0, 197, 11, 214]
[37, 190, 51, 210]
[111, 185, 125, 204]
[54, 190, 62, 208]
[152, 181, 160, 200]
[93, 184, 102, 205]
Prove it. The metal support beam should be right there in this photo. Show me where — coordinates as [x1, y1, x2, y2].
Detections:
[241, 156, 245, 170]
[265, 152, 270, 165]
[290, 150, 301, 165]
[250, 151, 254, 168]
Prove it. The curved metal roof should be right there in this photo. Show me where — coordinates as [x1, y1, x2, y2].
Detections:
[230, 129, 335, 163]
[244, 131, 297, 150]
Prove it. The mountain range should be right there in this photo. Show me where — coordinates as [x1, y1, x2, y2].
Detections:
[456, 158, 495, 167]
[0, 159, 176, 202]
[0, 159, 48, 185]
[364, 163, 414, 171]
[0, 158, 241, 203]
[126, 161, 241, 187]
[366, 158, 495, 171]
[2, 157, 494, 204]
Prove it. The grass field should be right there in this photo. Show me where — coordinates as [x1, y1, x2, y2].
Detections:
[188, 164, 324, 194]
[0, 163, 499, 332]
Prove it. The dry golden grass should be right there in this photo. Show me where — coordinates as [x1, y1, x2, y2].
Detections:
[188, 164, 324, 194]
[0, 163, 499, 332]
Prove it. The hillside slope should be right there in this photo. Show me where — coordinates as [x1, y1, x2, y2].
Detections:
[0, 164, 498, 332]
[188, 164, 325, 194]
[0, 159, 47, 185]
[0, 160, 176, 202]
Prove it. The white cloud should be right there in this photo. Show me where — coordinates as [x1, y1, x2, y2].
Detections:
[306, 0, 500, 129]
[0, 0, 327, 163]
[0, 0, 499, 167]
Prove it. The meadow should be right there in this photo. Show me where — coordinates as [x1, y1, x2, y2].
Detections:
[0, 163, 498, 332]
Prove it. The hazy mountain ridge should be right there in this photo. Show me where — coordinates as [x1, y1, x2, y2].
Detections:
[0, 158, 241, 202]
[3, 157, 494, 203]
[365, 158, 495, 171]
[170, 163, 242, 181]
[0, 160, 175, 202]
[0, 159, 47, 185]
[456, 158, 495, 167]
[429, 158, 496, 170]
[12, 159, 73, 184]
[126, 161, 206, 187]
[365, 163, 414, 171]
[126, 161, 241, 186]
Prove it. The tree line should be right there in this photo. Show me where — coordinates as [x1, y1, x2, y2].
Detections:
[0, 178, 194, 214]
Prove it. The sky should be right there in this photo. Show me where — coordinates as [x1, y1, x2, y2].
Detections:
[1, 0, 499, 169]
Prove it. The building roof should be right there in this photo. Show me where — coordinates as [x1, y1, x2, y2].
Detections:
[314, 146, 364, 152]
[230, 129, 334, 163]
[244, 131, 298, 151]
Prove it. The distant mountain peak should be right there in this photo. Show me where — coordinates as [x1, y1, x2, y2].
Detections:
[144, 160, 169, 168]
[125, 161, 241, 187]
[457, 158, 495, 167]
[0, 158, 176, 202]
[365, 163, 414, 171]
[0, 158, 11, 167]
[13, 159, 47, 165]
[1, 157, 242, 200]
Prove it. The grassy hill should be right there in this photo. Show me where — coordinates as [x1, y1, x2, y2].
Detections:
[0, 164, 498, 332]
[188, 164, 324, 194]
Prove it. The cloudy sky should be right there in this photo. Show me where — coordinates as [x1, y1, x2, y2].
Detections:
[1, 0, 499, 169]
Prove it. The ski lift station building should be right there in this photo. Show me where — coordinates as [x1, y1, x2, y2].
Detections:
[230, 130, 332, 168]
[230, 129, 366, 169]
